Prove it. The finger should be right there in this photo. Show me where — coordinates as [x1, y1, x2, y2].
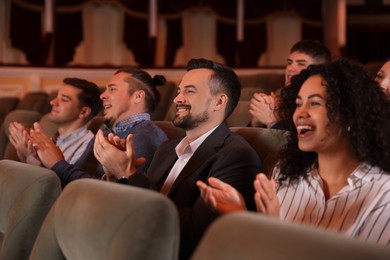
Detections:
[135, 157, 146, 168]
[125, 134, 135, 155]
[259, 174, 275, 201]
[254, 191, 266, 213]
[208, 177, 232, 191]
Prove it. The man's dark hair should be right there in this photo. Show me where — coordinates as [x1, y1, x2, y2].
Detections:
[114, 68, 166, 113]
[186, 58, 241, 119]
[63, 77, 102, 121]
[290, 40, 332, 64]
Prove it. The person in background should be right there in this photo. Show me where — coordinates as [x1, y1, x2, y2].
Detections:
[16, 69, 168, 187]
[93, 58, 261, 259]
[374, 59, 390, 96]
[9, 77, 101, 167]
[249, 39, 331, 130]
[198, 58, 390, 247]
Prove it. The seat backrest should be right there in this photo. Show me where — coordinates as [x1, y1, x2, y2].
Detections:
[17, 91, 51, 115]
[226, 101, 251, 127]
[30, 179, 180, 260]
[0, 110, 42, 160]
[152, 81, 177, 121]
[154, 121, 185, 140]
[0, 97, 19, 127]
[87, 116, 105, 134]
[0, 160, 61, 260]
[191, 212, 390, 260]
[230, 127, 288, 176]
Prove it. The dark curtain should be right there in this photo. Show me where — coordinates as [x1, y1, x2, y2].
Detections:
[10, 0, 44, 65]
[9, 0, 326, 67]
[54, 0, 85, 65]
[346, 5, 390, 64]
[10, 0, 85, 66]
[291, 0, 323, 41]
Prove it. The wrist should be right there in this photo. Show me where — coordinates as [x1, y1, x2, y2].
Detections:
[118, 176, 130, 184]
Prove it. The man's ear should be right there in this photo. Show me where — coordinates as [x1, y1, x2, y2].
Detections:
[79, 106, 92, 119]
[214, 93, 228, 111]
[134, 90, 146, 104]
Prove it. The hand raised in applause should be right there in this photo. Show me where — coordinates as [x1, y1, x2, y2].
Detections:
[8, 121, 36, 162]
[29, 122, 64, 168]
[254, 173, 280, 218]
[196, 177, 247, 214]
[249, 92, 277, 127]
[93, 129, 145, 180]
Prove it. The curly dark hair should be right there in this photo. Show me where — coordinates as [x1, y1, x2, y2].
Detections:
[277, 58, 390, 181]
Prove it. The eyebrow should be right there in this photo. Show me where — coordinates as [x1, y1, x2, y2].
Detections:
[287, 59, 309, 65]
[296, 94, 325, 100]
[60, 94, 72, 101]
[178, 84, 196, 90]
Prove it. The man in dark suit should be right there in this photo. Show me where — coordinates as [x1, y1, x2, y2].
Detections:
[94, 58, 262, 259]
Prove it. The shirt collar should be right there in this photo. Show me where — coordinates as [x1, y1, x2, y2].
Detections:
[56, 126, 89, 144]
[175, 126, 218, 157]
[347, 163, 377, 187]
[114, 113, 150, 133]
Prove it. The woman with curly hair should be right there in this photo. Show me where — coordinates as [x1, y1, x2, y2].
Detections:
[197, 58, 390, 246]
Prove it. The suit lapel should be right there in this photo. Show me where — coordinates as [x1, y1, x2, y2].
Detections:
[167, 124, 230, 195]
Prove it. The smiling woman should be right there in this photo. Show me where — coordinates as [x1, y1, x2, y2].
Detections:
[197, 58, 390, 248]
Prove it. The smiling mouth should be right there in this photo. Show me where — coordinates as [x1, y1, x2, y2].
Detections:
[297, 125, 314, 135]
[103, 104, 112, 110]
[176, 105, 191, 113]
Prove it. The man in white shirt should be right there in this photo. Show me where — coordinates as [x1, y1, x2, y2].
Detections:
[9, 77, 102, 170]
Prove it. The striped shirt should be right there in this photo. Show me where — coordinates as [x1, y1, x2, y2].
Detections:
[273, 163, 390, 246]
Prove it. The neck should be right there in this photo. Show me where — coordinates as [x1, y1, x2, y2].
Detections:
[317, 149, 359, 199]
[185, 121, 221, 143]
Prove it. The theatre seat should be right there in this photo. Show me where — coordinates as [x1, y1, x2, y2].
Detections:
[154, 121, 185, 140]
[230, 127, 288, 176]
[191, 212, 390, 260]
[0, 110, 42, 160]
[0, 160, 61, 260]
[30, 179, 180, 260]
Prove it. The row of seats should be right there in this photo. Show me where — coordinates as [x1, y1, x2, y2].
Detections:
[0, 73, 283, 130]
[1, 160, 389, 260]
[0, 110, 285, 177]
[0, 92, 54, 127]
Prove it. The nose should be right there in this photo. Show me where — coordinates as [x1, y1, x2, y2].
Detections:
[173, 91, 184, 104]
[100, 90, 107, 100]
[294, 104, 309, 119]
[50, 97, 58, 106]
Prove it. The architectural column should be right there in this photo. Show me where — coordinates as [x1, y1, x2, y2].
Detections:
[322, 0, 346, 58]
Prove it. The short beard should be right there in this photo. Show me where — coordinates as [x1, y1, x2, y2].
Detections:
[173, 110, 209, 130]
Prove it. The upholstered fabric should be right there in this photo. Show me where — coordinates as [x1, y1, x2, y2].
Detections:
[191, 212, 390, 260]
[0, 159, 61, 260]
[152, 81, 177, 121]
[154, 121, 185, 140]
[230, 127, 287, 176]
[0, 97, 19, 127]
[17, 91, 51, 115]
[0, 110, 42, 160]
[226, 101, 251, 127]
[30, 179, 180, 260]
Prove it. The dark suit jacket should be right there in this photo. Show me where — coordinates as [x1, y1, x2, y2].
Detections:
[128, 123, 262, 259]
